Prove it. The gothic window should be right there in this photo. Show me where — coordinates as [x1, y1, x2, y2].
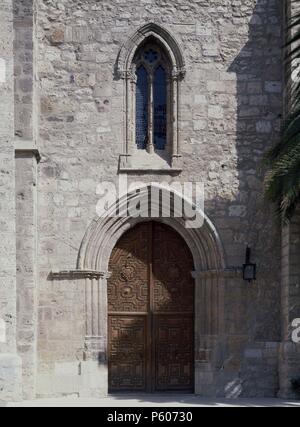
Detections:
[134, 43, 169, 153]
[136, 66, 149, 150]
[117, 24, 186, 172]
[153, 66, 167, 150]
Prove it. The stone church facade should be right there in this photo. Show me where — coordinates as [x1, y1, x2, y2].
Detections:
[0, 0, 300, 401]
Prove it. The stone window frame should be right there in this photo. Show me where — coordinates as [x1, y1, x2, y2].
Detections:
[117, 23, 186, 173]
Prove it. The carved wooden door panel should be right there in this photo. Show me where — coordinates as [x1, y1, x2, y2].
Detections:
[108, 223, 149, 391]
[152, 223, 194, 391]
[108, 222, 194, 393]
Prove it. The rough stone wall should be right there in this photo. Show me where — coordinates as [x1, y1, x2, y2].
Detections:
[277, 0, 300, 400]
[15, 153, 38, 400]
[14, 0, 34, 141]
[13, 0, 39, 401]
[0, 0, 22, 401]
[279, 208, 300, 398]
[36, 277, 85, 397]
[35, 0, 283, 397]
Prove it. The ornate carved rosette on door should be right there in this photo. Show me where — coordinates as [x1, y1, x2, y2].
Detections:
[108, 222, 195, 393]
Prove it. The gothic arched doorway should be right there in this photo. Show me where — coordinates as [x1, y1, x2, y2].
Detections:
[108, 221, 195, 393]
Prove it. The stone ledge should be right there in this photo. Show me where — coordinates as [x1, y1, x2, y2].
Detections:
[119, 167, 183, 175]
[118, 154, 182, 175]
[49, 270, 110, 281]
[15, 139, 41, 162]
[119, 166, 183, 175]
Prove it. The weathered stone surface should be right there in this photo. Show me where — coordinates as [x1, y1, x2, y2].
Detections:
[0, 354, 22, 401]
[0, 0, 22, 402]
[33, 0, 283, 399]
[16, 152, 38, 400]
[279, 207, 300, 398]
[13, 0, 34, 140]
[1, 0, 299, 401]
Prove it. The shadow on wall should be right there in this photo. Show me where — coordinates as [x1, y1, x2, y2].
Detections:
[107, 0, 284, 398]
[228, 0, 283, 341]
[208, 0, 283, 397]
[204, 0, 283, 344]
[96, 0, 283, 398]
[205, 0, 284, 266]
[37, 0, 284, 399]
[196, 0, 283, 397]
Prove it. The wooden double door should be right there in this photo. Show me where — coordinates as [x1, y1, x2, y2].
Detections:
[108, 222, 195, 393]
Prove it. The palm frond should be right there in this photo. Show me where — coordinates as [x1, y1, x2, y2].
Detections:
[263, 7, 300, 223]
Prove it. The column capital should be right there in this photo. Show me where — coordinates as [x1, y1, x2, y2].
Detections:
[172, 67, 186, 80]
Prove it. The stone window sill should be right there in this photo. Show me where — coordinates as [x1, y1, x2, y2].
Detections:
[119, 154, 182, 175]
[14, 139, 41, 162]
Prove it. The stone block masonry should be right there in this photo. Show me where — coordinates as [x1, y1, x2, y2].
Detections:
[14, 0, 39, 401]
[1, 0, 299, 401]
[279, 207, 300, 398]
[0, 0, 22, 401]
[13, 0, 35, 141]
[35, 0, 283, 398]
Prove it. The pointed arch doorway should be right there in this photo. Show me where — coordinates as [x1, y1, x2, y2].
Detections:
[108, 221, 195, 393]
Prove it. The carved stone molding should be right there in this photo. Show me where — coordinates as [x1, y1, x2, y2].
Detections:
[79, 187, 227, 273]
[116, 23, 186, 81]
[77, 188, 228, 370]
[117, 23, 186, 173]
[84, 273, 110, 362]
[172, 67, 186, 80]
[84, 336, 107, 362]
[49, 270, 110, 281]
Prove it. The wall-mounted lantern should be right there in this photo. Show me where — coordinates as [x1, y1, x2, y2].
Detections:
[243, 247, 257, 282]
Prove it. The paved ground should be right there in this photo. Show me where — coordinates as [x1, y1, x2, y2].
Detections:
[3, 395, 300, 407]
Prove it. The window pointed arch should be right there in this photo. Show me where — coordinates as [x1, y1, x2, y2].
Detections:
[117, 23, 186, 80]
[118, 24, 186, 172]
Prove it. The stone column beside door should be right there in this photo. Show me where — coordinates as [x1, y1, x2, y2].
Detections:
[82, 271, 111, 398]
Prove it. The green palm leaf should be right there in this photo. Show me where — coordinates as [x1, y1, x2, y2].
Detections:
[264, 8, 300, 223]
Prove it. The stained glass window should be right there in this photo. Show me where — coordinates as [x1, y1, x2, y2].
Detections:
[136, 66, 149, 150]
[135, 43, 169, 152]
[153, 66, 167, 150]
[144, 49, 158, 64]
